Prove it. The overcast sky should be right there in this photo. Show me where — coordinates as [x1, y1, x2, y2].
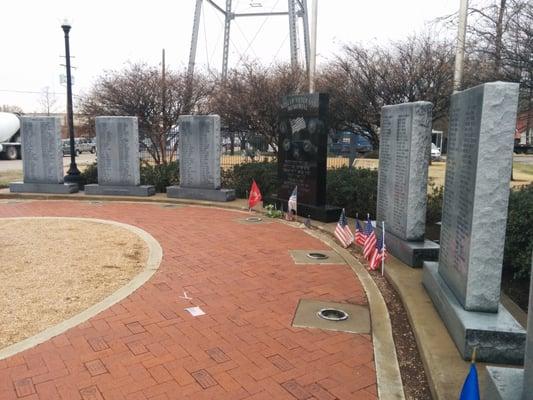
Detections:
[0, 0, 459, 113]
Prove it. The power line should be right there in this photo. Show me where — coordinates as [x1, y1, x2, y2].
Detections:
[0, 89, 81, 99]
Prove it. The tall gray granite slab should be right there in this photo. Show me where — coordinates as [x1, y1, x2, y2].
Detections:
[423, 261, 525, 364]
[9, 116, 78, 194]
[376, 101, 432, 241]
[166, 115, 234, 202]
[485, 253, 533, 398]
[375, 101, 438, 267]
[86, 116, 154, 197]
[437, 82, 519, 312]
[179, 115, 221, 189]
[485, 367, 523, 400]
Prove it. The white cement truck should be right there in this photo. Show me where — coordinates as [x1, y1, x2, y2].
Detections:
[0, 112, 21, 160]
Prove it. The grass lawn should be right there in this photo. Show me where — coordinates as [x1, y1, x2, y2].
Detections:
[0, 170, 22, 188]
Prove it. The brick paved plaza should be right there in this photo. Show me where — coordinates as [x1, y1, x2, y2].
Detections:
[0, 201, 377, 400]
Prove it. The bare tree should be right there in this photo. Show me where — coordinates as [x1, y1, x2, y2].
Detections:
[318, 34, 455, 147]
[39, 87, 58, 115]
[0, 105, 23, 114]
[79, 63, 211, 164]
[208, 63, 306, 153]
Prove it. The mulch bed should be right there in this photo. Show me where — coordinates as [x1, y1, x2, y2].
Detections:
[347, 248, 433, 399]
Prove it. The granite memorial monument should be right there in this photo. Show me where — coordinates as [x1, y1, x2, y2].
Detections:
[166, 115, 235, 201]
[485, 253, 533, 400]
[10, 116, 78, 194]
[85, 116, 155, 196]
[422, 82, 525, 364]
[266, 93, 341, 222]
[376, 101, 439, 267]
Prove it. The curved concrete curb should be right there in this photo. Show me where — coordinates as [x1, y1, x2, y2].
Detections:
[303, 228, 406, 400]
[0, 217, 163, 361]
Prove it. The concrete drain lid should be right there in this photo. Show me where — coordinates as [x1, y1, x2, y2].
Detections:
[317, 308, 349, 321]
[246, 217, 262, 222]
[306, 252, 329, 260]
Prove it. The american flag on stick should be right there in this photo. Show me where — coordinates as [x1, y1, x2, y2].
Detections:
[369, 232, 387, 271]
[334, 209, 354, 248]
[363, 218, 377, 260]
[355, 217, 366, 247]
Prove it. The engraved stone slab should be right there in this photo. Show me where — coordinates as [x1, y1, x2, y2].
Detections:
[484, 254, 533, 398]
[438, 82, 519, 312]
[178, 115, 221, 189]
[267, 93, 341, 222]
[95, 117, 140, 186]
[20, 117, 64, 184]
[278, 93, 328, 206]
[376, 102, 432, 241]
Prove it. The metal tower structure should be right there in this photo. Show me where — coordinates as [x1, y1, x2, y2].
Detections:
[187, 0, 311, 79]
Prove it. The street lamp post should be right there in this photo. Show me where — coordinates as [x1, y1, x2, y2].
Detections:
[61, 20, 81, 185]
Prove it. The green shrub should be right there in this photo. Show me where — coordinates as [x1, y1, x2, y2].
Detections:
[264, 204, 283, 218]
[140, 161, 179, 193]
[222, 161, 278, 198]
[326, 167, 378, 218]
[426, 180, 444, 224]
[80, 162, 98, 185]
[504, 184, 533, 280]
[81, 161, 179, 193]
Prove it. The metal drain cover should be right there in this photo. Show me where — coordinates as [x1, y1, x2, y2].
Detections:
[292, 299, 370, 334]
[307, 252, 329, 260]
[289, 250, 344, 265]
[246, 217, 262, 222]
[317, 308, 348, 321]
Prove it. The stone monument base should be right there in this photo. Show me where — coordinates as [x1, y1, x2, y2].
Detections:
[485, 366, 524, 400]
[166, 186, 235, 202]
[10, 182, 78, 194]
[422, 262, 525, 364]
[84, 184, 155, 197]
[375, 228, 439, 267]
[264, 195, 342, 222]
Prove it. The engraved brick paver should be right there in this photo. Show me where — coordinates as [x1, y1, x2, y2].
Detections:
[0, 201, 376, 399]
[13, 378, 36, 398]
[191, 369, 218, 389]
[85, 359, 108, 377]
[87, 337, 109, 352]
[206, 347, 230, 363]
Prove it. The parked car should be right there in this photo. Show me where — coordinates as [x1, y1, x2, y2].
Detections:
[329, 132, 373, 156]
[62, 138, 96, 156]
[431, 143, 442, 161]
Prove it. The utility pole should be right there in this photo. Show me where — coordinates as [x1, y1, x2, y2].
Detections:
[453, 0, 469, 93]
[309, 0, 318, 93]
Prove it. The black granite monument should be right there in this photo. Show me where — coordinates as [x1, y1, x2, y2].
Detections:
[267, 93, 341, 222]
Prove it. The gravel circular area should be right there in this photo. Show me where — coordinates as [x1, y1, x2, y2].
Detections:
[0, 218, 148, 350]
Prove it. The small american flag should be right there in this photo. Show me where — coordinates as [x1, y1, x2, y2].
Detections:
[355, 217, 366, 247]
[369, 233, 387, 271]
[335, 209, 354, 248]
[363, 218, 377, 259]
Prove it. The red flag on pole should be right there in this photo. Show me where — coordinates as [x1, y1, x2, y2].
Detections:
[248, 180, 262, 209]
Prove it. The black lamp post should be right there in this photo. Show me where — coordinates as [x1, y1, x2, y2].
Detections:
[61, 20, 81, 184]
